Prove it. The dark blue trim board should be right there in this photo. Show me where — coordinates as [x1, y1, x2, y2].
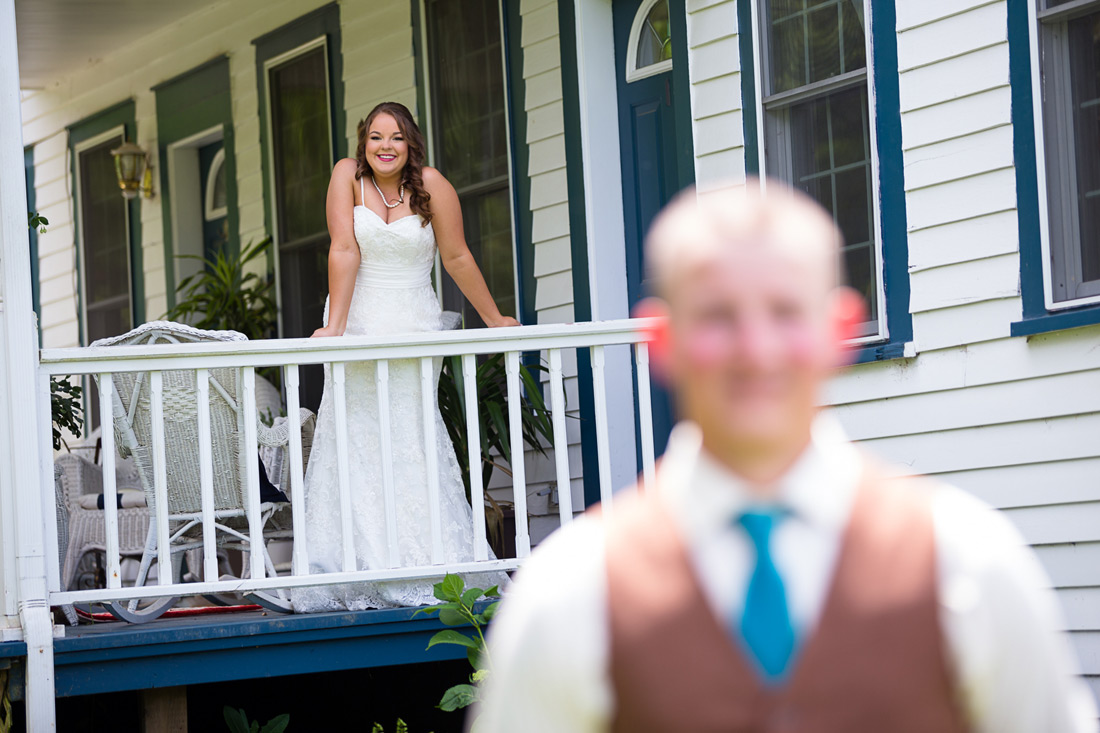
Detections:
[737, 0, 759, 177]
[557, 0, 603, 508]
[5, 608, 473, 699]
[1006, 0, 1100, 338]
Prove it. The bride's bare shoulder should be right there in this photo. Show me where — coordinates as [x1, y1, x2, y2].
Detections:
[421, 166, 455, 195]
[332, 157, 358, 179]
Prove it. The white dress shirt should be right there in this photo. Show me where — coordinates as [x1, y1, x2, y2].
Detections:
[476, 418, 1098, 733]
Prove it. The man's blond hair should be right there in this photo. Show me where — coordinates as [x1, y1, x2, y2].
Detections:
[645, 179, 845, 301]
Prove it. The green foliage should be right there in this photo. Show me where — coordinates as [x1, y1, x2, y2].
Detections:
[371, 720, 423, 733]
[164, 237, 276, 341]
[28, 211, 48, 234]
[413, 573, 501, 719]
[50, 377, 83, 451]
[436, 353, 556, 498]
[222, 706, 289, 733]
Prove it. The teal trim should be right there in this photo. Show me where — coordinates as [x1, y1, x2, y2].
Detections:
[67, 99, 144, 341]
[850, 341, 907, 365]
[504, 0, 536, 325]
[253, 3, 347, 248]
[669, 0, 696, 190]
[557, 0, 602, 507]
[25, 145, 41, 342]
[869, 0, 912, 349]
[411, 0, 429, 131]
[737, 0, 759, 176]
[1004, 0, 1100, 334]
[153, 56, 237, 310]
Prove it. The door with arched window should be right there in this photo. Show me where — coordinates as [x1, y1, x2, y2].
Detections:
[614, 0, 691, 455]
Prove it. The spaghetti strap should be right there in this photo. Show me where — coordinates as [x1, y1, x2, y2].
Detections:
[360, 175, 365, 207]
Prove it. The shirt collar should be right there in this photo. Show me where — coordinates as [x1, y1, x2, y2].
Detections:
[657, 414, 862, 540]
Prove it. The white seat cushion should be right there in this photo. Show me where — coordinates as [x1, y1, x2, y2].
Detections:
[77, 488, 147, 510]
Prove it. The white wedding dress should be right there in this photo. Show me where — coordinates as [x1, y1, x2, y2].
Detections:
[291, 178, 505, 612]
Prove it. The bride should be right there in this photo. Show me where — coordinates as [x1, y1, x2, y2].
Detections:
[290, 101, 519, 612]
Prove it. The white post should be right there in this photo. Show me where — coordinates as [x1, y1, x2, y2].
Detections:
[332, 363, 356, 573]
[462, 354, 488, 562]
[548, 349, 573, 525]
[285, 365, 308, 576]
[241, 368, 264, 579]
[504, 352, 530, 558]
[590, 346, 613, 509]
[149, 371, 171, 581]
[635, 342, 656, 490]
[375, 360, 400, 569]
[196, 369, 219, 582]
[0, 0, 56, 724]
[98, 374, 122, 588]
[420, 358, 443, 564]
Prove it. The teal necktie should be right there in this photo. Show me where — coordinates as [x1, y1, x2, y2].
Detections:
[737, 509, 796, 682]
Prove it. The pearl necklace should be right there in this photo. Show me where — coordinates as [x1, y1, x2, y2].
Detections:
[371, 175, 405, 209]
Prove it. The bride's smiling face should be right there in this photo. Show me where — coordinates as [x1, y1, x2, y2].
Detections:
[366, 113, 408, 178]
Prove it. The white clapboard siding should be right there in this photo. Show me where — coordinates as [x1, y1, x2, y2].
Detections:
[910, 297, 1019, 353]
[904, 126, 1015, 193]
[895, 0, 1003, 33]
[1037, 544, 1100, 589]
[896, 2, 1007, 71]
[686, 0, 742, 189]
[908, 253, 1020, 313]
[901, 87, 1012, 151]
[1068, 632, 1100, 675]
[832, 370, 1100, 442]
[935, 458, 1100, 510]
[905, 168, 1018, 233]
[1058, 589, 1100, 632]
[1001, 503, 1100, 547]
[907, 210, 1019, 271]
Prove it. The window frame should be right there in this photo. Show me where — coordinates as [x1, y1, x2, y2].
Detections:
[1030, 0, 1100, 311]
[261, 34, 336, 335]
[750, 0, 888, 345]
[204, 146, 228, 221]
[73, 124, 135, 347]
[625, 0, 674, 83]
[418, 0, 522, 325]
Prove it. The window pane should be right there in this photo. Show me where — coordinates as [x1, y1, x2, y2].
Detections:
[427, 0, 516, 324]
[768, 0, 865, 94]
[1069, 12, 1100, 287]
[211, 158, 227, 212]
[78, 137, 131, 343]
[270, 47, 331, 246]
[789, 86, 877, 323]
[636, 0, 673, 69]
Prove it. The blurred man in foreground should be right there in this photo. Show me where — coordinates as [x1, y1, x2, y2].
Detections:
[475, 182, 1097, 732]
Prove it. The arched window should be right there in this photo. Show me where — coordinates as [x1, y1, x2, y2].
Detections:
[204, 147, 227, 221]
[625, 0, 673, 83]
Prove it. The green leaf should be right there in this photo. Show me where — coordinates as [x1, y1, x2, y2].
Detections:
[438, 573, 464, 602]
[259, 715, 289, 733]
[426, 629, 479, 651]
[482, 601, 500, 622]
[460, 587, 485, 609]
[413, 605, 440, 618]
[371, 724, 384, 733]
[467, 644, 482, 670]
[396, 720, 408, 733]
[438, 684, 478, 712]
[483, 585, 500, 598]
[471, 668, 489, 684]
[250, 722, 259, 733]
[223, 707, 251, 733]
[438, 607, 468, 627]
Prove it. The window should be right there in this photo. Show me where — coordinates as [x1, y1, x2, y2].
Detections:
[424, 0, 517, 327]
[755, 0, 882, 339]
[265, 38, 334, 341]
[626, 0, 673, 82]
[1035, 0, 1100, 308]
[76, 129, 133, 346]
[204, 147, 228, 221]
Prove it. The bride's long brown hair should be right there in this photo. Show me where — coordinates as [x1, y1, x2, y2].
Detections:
[355, 102, 432, 226]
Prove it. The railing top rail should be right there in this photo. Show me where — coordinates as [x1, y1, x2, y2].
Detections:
[38, 318, 660, 375]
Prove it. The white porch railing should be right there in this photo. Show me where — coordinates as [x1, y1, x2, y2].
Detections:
[37, 319, 658, 612]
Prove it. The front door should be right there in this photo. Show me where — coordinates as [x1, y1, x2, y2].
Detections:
[613, 0, 692, 455]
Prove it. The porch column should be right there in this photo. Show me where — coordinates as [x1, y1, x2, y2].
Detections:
[568, 0, 639, 492]
[0, 0, 57, 729]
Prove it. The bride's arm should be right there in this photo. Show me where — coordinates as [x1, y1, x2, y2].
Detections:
[427, 167, 520, 328]
[313, 159, 361, 337]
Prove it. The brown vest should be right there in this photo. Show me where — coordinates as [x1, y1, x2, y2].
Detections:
[605, 465, 969, 733]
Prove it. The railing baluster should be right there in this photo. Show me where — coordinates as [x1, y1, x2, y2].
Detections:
[462, 354, 488, 562]
[548, 349, 573, 526]
[332, 363, 356, 573]
[196, 369, 218, 582]
[590, 346, 614, 509]
[376, 360, 400, 569]
[241, 368, 264, 580]
[149, 371, 171, 584]
[285, 364, 308, 576]
[420, 357, 443, 564]
[505, 352, 531, 558]
[98, 373, 122, 589]
[37, 372, 60, 593]
[635, 343, 657, 490]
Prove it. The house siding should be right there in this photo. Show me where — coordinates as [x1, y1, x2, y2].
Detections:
[818, 0, 1100, 698]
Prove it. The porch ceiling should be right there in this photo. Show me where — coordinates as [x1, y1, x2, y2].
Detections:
[15, 0, 213, 89]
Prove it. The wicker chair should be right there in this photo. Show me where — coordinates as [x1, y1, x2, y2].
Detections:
[91, 321, 315, 622]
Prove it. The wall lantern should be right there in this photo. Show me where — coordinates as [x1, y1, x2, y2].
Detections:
[109, 139, 155, 199]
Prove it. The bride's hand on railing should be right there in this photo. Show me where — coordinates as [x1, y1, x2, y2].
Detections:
[486, 316, 520, 328]
[310, 325, 344, 338]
